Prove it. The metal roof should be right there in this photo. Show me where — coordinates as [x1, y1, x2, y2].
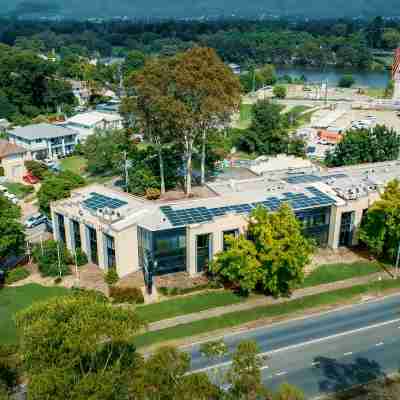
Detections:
[10, 124, 77, 140]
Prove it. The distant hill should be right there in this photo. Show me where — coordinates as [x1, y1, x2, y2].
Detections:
[1, 0, 400, 19]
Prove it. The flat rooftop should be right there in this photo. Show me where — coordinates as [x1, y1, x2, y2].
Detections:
[53, 161, 400, 232]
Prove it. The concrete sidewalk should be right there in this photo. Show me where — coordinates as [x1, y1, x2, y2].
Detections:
[148, 270, 393, 332]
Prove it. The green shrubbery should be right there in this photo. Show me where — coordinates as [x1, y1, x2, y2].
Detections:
[109, 286, 144, 304]
[5, 267, 30, 284]
[104, 269, 119, 286]
[157, 281, 222, 297]
[32, 240, 71, 277]
[74, 248, 88, 266]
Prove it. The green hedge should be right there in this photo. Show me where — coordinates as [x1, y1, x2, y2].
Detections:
[5, 267, 30, 284]
[109, 286, 144, 304]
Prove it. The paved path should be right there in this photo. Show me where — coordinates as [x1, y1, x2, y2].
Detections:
[185, 292, 400, 398]
[148, 270, 392, 332]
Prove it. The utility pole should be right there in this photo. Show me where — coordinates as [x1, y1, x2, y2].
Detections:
[123, 151, 129, 192]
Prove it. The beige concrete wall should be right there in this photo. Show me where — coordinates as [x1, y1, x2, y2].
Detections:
[1, 154, 28, 182]
[113, 225, 140, 277]
[186, 213, 248, 276]
[328, 193, 380, 249]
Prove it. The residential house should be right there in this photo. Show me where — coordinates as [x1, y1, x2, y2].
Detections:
[0, 140, 29, 182]
[8, 124, 78, 161]
[64, 111, 123, 142]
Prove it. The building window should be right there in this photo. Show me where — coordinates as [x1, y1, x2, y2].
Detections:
[138, 227, 187, 276]
[196, 233, 212, 273]
[339, 211, 355, 247]
[104, 234, 116, 269]
[71, 220, 81, 250]
[223, 229, 239, 251]
[297, 207, 331, 248]
[56, 213, 66, 244]
[87, 226, 98, 265]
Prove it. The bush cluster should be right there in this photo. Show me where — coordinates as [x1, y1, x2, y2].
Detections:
[32, 240, 71, 277]
[145, 188, 161, 200]
[104, 269, 119, 286]
[109, 286, 144, 304]
[158, 281, 222, 296]
[5, 267, 30, 284]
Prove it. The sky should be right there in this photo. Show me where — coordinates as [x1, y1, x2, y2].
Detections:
[1, 0, 399, 19]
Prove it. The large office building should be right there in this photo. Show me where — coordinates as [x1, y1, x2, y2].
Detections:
[51, 160, 397, 279]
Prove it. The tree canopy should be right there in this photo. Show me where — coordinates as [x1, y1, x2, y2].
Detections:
[0, 195, 25, 261]
[37, 170, 86, 215]
[211, 204, 314, 296]
[359, 179, 400, 262]
[326, 125, 400, 167]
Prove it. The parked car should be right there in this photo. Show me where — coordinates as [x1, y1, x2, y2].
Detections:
[23, 173, 39, 185]
[24, 213, 47, 229]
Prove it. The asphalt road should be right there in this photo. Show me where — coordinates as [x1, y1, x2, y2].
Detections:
[185, 294, 400, 398]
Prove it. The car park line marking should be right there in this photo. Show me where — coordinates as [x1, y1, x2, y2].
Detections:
[275, 371, 287, 376]
[376, 342, 384, 347]
[343, 352, 353, 356]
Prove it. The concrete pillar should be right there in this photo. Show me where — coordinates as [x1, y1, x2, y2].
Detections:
[328, 206, 341, 249]
[96, 228, 107, 271]
[64, 216, 73, 251]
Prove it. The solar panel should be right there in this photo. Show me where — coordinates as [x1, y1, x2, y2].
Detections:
[161, 187, 335, 227]
[83, 193, 128, 211]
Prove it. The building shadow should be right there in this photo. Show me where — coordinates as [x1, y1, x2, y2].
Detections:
[315, 356, 386, 393]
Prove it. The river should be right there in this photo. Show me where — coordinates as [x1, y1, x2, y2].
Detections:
[276, 66, 391, 88]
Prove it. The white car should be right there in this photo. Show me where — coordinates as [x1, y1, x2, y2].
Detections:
[366, 115, 377, 121]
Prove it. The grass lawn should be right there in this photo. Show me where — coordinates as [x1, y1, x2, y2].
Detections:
[366, 87, 386, 99]
[237, 103, 253, 129]
[136, 291, 244, 323]
[134, 278, 400, 349]
[3, 182, 34, 199]
[302, 261, 383, 288]
[60, 156, 87, 175]
[0, 284, 70, 345]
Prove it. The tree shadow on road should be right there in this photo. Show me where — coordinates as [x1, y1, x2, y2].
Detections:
[315, 356, 385, 394]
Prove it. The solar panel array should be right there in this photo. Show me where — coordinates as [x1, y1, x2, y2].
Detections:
[160, 187, 335, 227]
[285, 173, 348, 184]
[83, 192, 128, 211]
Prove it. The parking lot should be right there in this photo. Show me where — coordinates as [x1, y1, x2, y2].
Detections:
[333, 109, 400, 132]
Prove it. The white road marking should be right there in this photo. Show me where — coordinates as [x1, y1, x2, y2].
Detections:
[181, 292, 400, 350]
[260, 365, 269, 370]
[275, 371, 287, 376]
[376, 342, 384, 347]
[343, 352, 353, 356]
[191, 318, 400, 374]
[312, 361, 320, 366]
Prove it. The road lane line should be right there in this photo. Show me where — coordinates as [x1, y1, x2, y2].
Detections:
[376, 342, 384, 346]
[260, 365, 269, 370]
[343, 352, 353, 356]
[190, 318, 400, 374]
[275, 371, 287, 376]
[182, 292, 400, 351]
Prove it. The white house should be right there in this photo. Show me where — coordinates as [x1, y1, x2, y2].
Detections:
[64, 111, 123, 142]
[8, 124, 78, 161]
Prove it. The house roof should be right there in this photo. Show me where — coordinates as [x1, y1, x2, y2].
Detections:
[66, 111, 122, 128]
[0, 139, 27, 158]
[10, 124, 77, 140]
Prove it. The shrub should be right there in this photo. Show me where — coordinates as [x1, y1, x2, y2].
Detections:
[338, 74, 355, 88]
[54, 277, 62, 284]
[104, 268, 119, 286]
[71, 287, 108, 302]
[74, 248, 88, 267]
[145, 187, 161, 200]
[33, 240, 71, 277]
[273, 85, 287, 99]
[0, 166, 4, 177]
[157, 281, 223, 296]
[5, 267, 30, 284]
[109, 286, 144, 304]
[24, 160, 48, 180]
